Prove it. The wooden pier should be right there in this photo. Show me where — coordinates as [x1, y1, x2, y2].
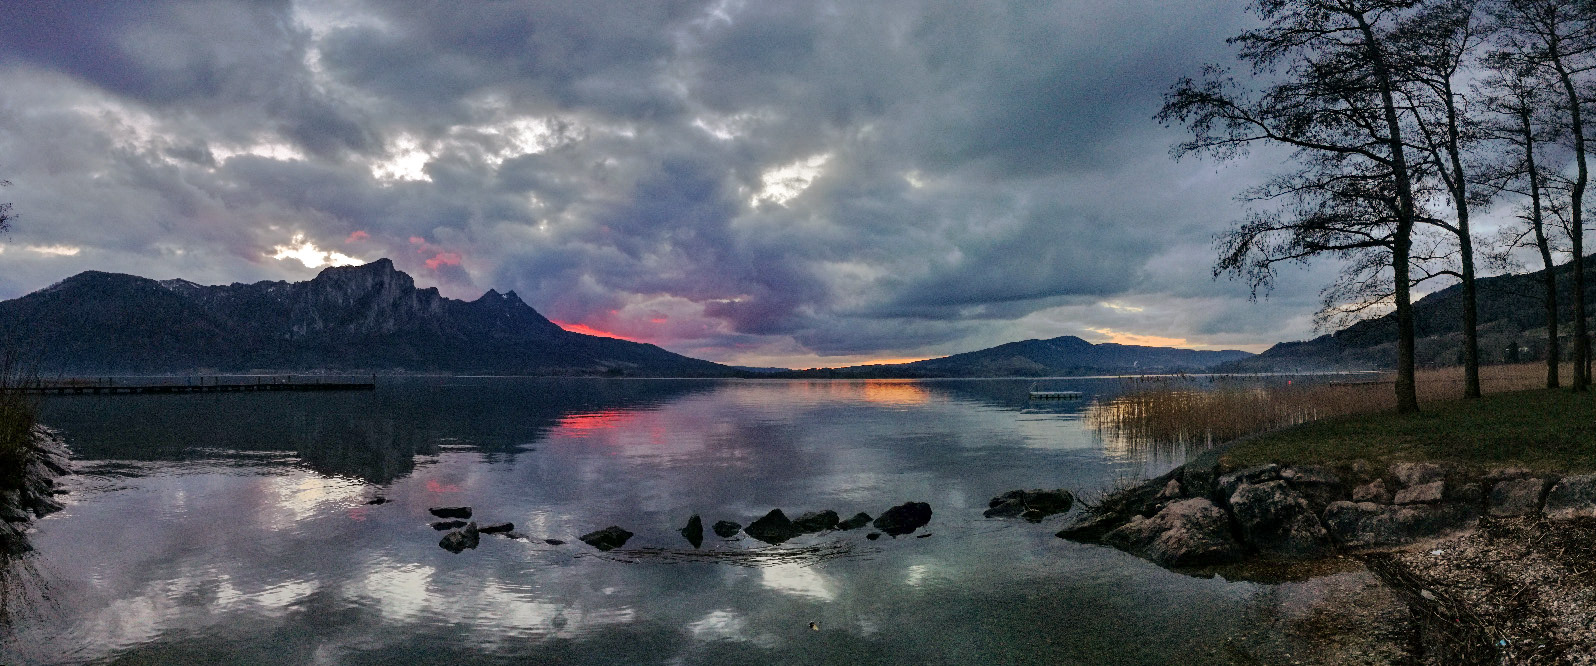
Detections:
[9, 378, 376, 395]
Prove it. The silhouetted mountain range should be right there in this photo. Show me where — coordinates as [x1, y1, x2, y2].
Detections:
[1221, 254, 1596, 372]
[0, 259, 734, 376]
[776, 335, 1253, 378]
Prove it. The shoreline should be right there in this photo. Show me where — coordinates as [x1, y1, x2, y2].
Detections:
[0, 425, 71, 555]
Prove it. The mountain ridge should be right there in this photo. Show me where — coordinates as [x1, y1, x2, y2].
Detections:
[776, 335, 1253, 378]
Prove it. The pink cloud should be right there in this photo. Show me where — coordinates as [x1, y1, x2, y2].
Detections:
[346, 230, 370, 243]
[425, 251, 462, 270]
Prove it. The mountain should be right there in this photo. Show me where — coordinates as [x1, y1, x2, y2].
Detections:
[777, 336, 1253, 378]
[0, 259, 735, 376]
[1221, 254, 1596, 372]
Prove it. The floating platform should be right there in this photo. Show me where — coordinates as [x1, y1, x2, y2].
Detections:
[1028, 390, 1083, 400]
[11, 379, 376, 395]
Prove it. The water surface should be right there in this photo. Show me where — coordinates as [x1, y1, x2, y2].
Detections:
[6, 378, 1270, 664]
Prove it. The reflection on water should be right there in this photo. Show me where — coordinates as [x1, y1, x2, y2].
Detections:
[6, 378, 1270, 663]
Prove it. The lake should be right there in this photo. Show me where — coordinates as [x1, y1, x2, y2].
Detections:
[4, 377, 1278, 664]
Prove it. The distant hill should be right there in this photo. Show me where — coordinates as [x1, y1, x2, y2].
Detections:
[0, 259, 736, 376]
[1220, 254, 1596, 372]
[777, 336, 1253, 378]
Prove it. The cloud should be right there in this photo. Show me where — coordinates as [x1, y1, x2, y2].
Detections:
[0, 0, 1338, 366]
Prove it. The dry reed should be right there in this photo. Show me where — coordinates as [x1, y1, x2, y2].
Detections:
[1089, 362, 1569, 451]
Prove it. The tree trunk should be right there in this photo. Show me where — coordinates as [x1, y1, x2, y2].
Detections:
[1555, 61, 1590, 391]
[1524, 110, 1560, 389]
[1442, 81, 1481, 399]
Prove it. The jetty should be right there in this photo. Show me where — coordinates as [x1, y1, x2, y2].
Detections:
[9, 376, 377, 395]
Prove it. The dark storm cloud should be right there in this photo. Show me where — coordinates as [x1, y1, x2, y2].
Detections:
[0, 0, 1334, 365]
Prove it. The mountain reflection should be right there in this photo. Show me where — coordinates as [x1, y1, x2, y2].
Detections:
[36, 378, 719, 484]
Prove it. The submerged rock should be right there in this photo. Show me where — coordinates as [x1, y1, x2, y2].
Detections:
[793, 510, 840, 533]
[866, 532, 881, 540]
[478, 522, 514, 534]
[545, 538, 566, 546]
[873, 502, 932, 536]
[712, 520, 742, 538]
[579, 526, 634, 551]
[431, 520, 468, 531]
[837, 512, 872, 530]
[502, 531, 528, 540]
[365, 496, 389, 505]
[745, 509, 803, 544]
[1102, 498, 1243, 568]
[439, 522, 481, 553]
[429, 506, 472, 519]
[984, 489, 1074, 522]
[680, 514, 704, 548]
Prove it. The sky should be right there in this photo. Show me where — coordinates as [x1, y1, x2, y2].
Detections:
[0, 0, 1357, 368]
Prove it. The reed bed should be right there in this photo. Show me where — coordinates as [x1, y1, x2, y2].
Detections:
[0, 351, 37, 490]
[1089, 362, 1572, 452]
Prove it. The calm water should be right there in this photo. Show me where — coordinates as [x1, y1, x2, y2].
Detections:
[3, 378, 1272, 664]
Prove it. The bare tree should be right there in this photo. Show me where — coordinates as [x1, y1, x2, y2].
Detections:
[1397, 0, 1491, 398]
[1159, 0, 1428, 413]
[1489, 0, 1596, 390]
[1476, 62, 1562, 387]
[0, 181, 12, 237]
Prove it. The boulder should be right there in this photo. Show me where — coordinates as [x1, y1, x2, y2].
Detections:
[680, 514, 704, 548]
[1282, 465, 1347, 509]
[873, 502, 933, 536]
[579, 526, 633, 551]
[1544, 474, 1596, 519]
[712, 520, 742, 538]
[429, 506, 472, 519]
[866, 532, 881, 540]
[837, 512, 872, 530]
[1218, 464, 1282, 500]
[544, 539, 566, 546]
[431, 520, 467, 531]
[1055, 509, 1131, 542]
[1321, 501, 1478, 550]
[982, 498, 1026, 518]
[1154, 480, 1183, 502]
[1389, 463, 1444, 489]
[793, 510, 840, 533]
[1352, 479, 1392, 504]
[1446, 482, 1484, 505]
[1180, 462, 1220, 500]
[984, 489, 1073, 521]
[1228, 481, 1331, 557]
[1393, 481, 1445, 505]
[478, 522, 514, 534]
[745, 509, 803, 544]
[1489, 478, 1548, 517]
[439, 522, 481, 553]
[1101, 498, 1243, 568]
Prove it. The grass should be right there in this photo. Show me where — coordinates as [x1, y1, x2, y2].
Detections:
[0, 351, 37, 490]
[1089, 362, 1596, 473]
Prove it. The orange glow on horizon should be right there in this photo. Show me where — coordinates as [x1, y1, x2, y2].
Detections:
[552, 320, 646, 343]
[1085, 327, 1194, 348]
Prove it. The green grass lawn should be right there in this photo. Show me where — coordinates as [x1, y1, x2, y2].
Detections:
[1222, 388, 1596, 473]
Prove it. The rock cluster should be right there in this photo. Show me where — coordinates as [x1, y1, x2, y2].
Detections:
[1059, 458, 1575, 570]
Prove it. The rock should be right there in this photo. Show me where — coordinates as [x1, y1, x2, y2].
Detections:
[1445, 482, 1484, 505]
[1321, 501, 1478, 550]
[1181, 462, 1220, 500]
[502, 531, 528, 540]
[429, 506, 472, 519]
[873, 502, 933, 536]
[26, 495, 64, 518]
[1055, 509, 1130, 542]
[1102, 498, 1244, 568]
[0, 491, 29, 523]
[1393, 481, 1445, 505]
[579, 526, 633, 551]
[744, 509, 803, 544]
[984, 489, 1073, 521]
[1390, 463, 1444, 489]
[478, 522, 514, 534]
[1352, 479, 1393, 504]
[1155, 480, 1183, 502]
[1489, 478, 1548, 517]
[866, 532, 881, 540]
[680, 514, 704, 548]
[365, 497, 389, 505]
[431, 520, 467, 531]
[1544, 474, 1596, 519]
[712, 520, 742, 538]
[793, 510, 840, 533]
[1282, 465, 1347, 509]
[837, 512, 871, 530]
[1228, 481, 1331, 557]
[1347, 459, 1376, 484]
[1219, 464, 1282, 500]
[1484, 467, 1534, 483]
[545, 539, 566, 546]
[439, 522, 481, 553]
